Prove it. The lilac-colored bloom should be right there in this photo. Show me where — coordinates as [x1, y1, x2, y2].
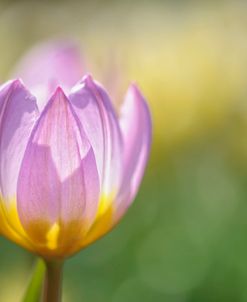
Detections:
[0, 42, 152, 258]
[12, 40, 85, 111]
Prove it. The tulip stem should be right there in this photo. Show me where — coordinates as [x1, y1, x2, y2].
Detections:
[43, 260, 63, 302]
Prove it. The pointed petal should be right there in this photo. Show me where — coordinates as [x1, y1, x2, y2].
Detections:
[17, 88, 100, 250]
[70, 75, 123, 201]
[70, 84, 152, 250]
[116, 84, 152, 218]
[0, 80, 38, 203]
[12, 40, 85, 111]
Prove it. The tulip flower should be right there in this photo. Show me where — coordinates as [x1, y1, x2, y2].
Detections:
[0, 41, 152, 301]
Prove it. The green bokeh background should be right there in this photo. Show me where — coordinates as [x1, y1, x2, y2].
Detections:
[1, 0, 247, 301]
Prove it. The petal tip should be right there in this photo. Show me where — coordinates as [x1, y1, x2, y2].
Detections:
[52, 86, 68, 100]
[82, 74, 94, 86]
[54, 85, 65, 94]
[127, 82, 143, 100]
[3, 79, 35, 102]
[42, 86, 69, 112]
[9, 78, 24, 90]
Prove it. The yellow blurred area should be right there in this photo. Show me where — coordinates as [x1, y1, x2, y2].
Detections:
[0, 1, 247, 156]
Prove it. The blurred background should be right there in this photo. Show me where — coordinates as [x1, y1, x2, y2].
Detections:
[0, 0, 247, 301]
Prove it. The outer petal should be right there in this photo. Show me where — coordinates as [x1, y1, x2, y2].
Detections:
[70, 75, 123, 210]
[17, 88, 100, 256]
[116, 84, 152, 219]
[0, 80, 38, 251]
[74, 83, 152, 249]
[0, 80, 38, 202]
[12, 40, 85, 111]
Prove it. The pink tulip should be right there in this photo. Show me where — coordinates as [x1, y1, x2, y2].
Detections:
[0, 42, 152, 260]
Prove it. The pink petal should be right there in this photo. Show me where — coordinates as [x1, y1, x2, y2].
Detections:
[69, 75, 123, 197]
[116, 84, 152, 218]
[0, 80, 38, 203]
[12, 40, 85, 111]
[17, 87, 100, 240]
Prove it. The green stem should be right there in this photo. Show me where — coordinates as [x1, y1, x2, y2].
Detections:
[42, 260, 63, 302]
[22, 258, 46, 302]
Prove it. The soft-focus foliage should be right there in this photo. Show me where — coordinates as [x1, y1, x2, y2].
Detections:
[0, 0, 247, 301]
